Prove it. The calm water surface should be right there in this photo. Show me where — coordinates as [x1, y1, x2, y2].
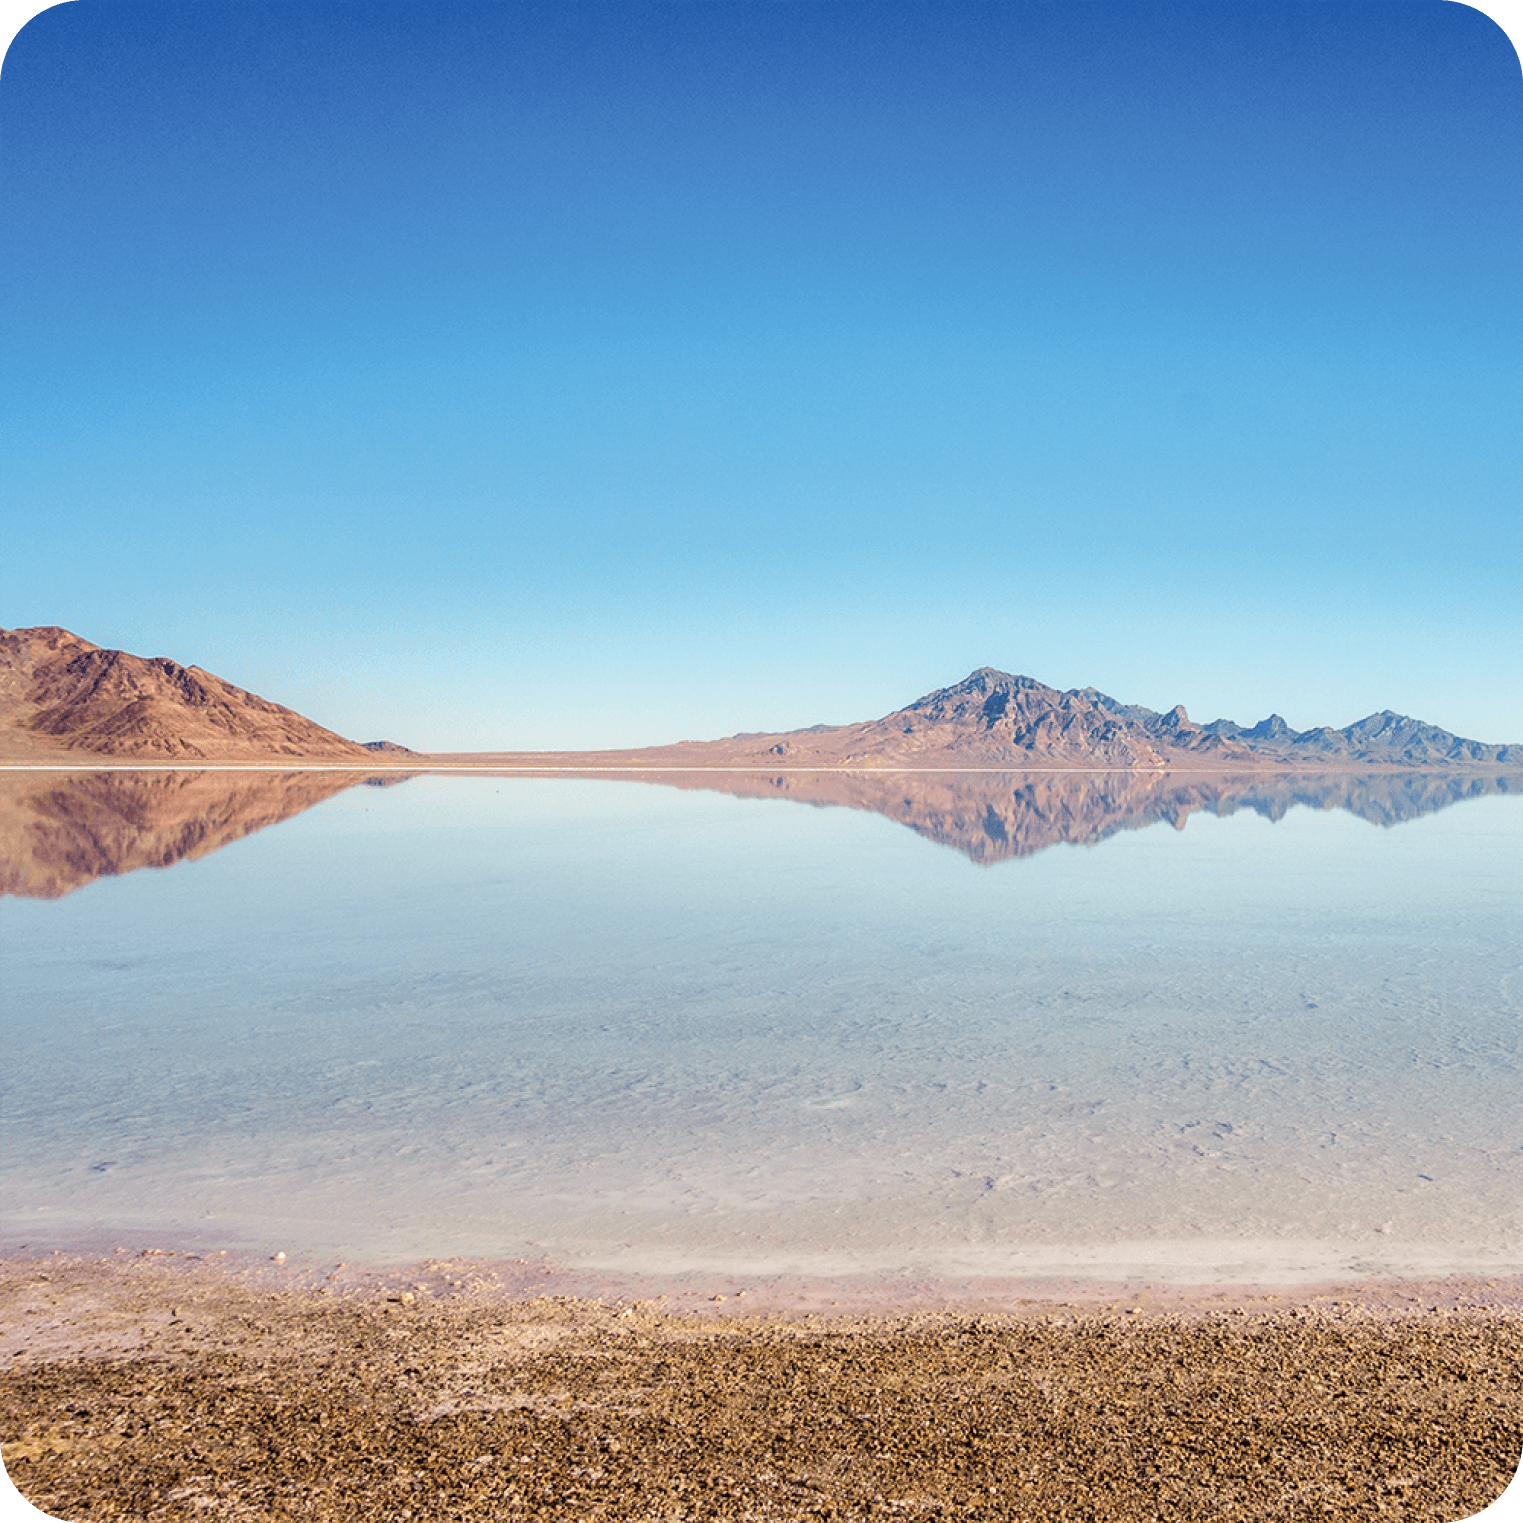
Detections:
[3, 771, 1520, 1284]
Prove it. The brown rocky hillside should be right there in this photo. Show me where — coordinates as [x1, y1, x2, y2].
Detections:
[0, 627, 374, 762]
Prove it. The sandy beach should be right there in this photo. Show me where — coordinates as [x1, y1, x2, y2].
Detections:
[3, 1250, 1521, 1521]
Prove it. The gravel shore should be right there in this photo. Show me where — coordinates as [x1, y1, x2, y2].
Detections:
[3, 1253, 1521, 1521]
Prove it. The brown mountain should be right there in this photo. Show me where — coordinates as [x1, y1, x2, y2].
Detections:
[449, 667, 1520, 772]
[0, 626, 375, 762]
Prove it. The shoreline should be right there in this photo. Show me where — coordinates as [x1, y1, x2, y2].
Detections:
[6, 1246, 1523, 1339]
[8, 1236, 1523, 1321]
[8, 1213, 1522, 1301]
[4, 1250, 1521, 1521]
[6, 759, 1523, 772]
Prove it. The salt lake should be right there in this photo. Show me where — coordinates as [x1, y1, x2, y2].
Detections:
[3, 768, 1520, 1289]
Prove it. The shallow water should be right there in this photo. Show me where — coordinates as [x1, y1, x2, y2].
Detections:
[3, 770, 1520, 1284]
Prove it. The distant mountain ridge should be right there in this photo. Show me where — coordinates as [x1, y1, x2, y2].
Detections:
[878, 668, 1521, 767]
[1199, 706, 1517, 766]
[852, 667, 1520, 768]
[524, 666, 1518, 772]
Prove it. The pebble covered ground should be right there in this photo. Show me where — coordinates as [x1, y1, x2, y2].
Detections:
[3, 1254, 1521, 1521]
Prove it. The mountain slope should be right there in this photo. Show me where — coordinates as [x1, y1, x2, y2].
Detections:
[0, 627, 374, 762]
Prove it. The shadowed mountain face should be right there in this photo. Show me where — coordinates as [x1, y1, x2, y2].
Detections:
[0, 627, 373, 762]
[0, 770, 386, 898]
[1201, 709, 1523, 766]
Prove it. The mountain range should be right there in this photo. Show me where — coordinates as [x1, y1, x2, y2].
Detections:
[717, 666, 1523, 769]
[455, 665, 1523, 771]
[2, 626, 1519, 769]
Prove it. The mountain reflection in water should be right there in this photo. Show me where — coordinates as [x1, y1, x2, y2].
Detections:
[3, 765, 1519, 898]
[0, 769, 406, 899]
[635, 768, 1522, 864]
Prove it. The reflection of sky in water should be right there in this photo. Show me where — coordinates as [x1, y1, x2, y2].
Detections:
[3, 776, 1520, 1282]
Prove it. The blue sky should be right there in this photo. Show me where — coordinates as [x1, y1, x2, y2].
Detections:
[3, 1, 1520, 750]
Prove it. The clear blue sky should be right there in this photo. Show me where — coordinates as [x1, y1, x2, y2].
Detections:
[3, 1, 1520, 750]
